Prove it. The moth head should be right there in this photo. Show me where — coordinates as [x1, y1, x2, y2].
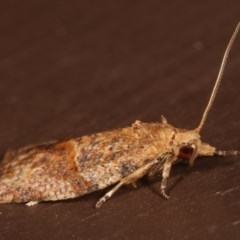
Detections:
[173, 24, 240, 166]
[173, 130, 201, 166]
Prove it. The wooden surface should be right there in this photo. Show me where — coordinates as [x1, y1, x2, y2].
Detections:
[0, 1, 240, 239]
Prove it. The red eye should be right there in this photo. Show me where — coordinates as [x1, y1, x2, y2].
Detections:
[178, 146, 194, 160]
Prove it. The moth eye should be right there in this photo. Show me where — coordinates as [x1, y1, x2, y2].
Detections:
[178, 146, 194, 160]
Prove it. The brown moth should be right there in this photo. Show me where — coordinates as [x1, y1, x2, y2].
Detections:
[0, 23, 239, 208]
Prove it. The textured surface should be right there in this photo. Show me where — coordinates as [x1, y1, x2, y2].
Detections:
[0, 1, 240, 240]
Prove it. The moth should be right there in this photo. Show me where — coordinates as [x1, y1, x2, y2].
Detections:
[0, 23, 239, 208]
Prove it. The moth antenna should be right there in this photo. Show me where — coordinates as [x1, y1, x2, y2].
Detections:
[196, 22, 240, 133]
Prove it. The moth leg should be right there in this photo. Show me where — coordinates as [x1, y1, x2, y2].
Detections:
[131, 182, 138, 188]
[95, 159, 159, 208]
[160, 156, 176, 199]
[26, 201, 39, 207]
[147, 163, 163, 179]
[147, 153, 172, 179]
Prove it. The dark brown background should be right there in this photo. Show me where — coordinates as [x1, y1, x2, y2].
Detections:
[0, 1, 240, 240]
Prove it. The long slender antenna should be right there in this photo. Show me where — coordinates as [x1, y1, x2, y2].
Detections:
[196, 22, 240, 133]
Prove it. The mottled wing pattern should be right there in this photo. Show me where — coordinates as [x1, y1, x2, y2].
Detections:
[0, 122, 175, 203]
